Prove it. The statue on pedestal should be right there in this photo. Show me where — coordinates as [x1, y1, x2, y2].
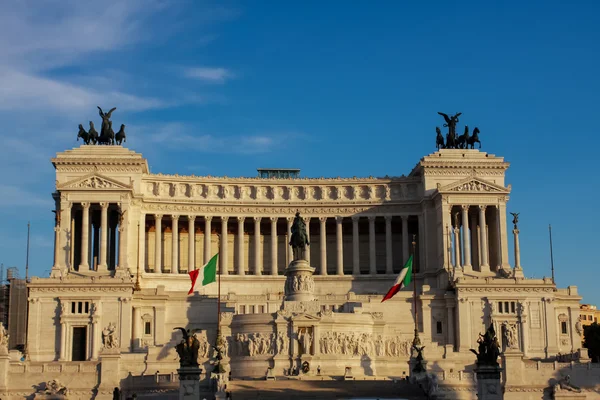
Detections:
[470, 321, 501, 366]
[290, 212, 309, 260]
[174, 327, 200, 368]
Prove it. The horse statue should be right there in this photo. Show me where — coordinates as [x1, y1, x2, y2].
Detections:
[97, 121, 115, 145]
[289, 212, 309, 261]
[88, 121, 99, 144]
[445, 130, 457, 149]
[77, 124, 90, 144]
[456, 125, 470, 149]
[435, 127, 444, 150]
[115, 124, 127, 145]
[467, 127, 481, 149]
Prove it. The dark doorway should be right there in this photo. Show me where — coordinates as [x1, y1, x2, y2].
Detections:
[72, 326, 87, 361]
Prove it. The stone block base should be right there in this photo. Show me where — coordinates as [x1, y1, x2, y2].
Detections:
[178, 367, 202, 400]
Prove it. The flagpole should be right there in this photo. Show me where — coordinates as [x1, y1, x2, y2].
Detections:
[549, 224, 555, 285]
[411, 234, 420, 347]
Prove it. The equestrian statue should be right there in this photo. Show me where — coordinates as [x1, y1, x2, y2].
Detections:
[289, 212, 309, 261]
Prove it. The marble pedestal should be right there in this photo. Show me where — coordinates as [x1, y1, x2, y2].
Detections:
[475, 364, 504, 400]
[99, 348, 122, 391]
[177, 367, 202, 400]
[284, 259, 315, 302]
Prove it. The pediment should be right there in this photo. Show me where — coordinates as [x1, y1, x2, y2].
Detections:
[437, 177, 510, 194]
[59, 173, 132, 190]
[290, 313, 321, 322]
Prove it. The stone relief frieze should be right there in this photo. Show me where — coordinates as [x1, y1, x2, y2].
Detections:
[140, 179, 419, 203]
[319, 332, 412, 358]
[230, 332, 288, 357]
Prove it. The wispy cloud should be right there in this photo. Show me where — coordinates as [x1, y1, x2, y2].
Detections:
[185, 67, 234, 83]
[130, 122, 292, 154]
[0, 69, 168, 112]
[0, 185, 52, 208]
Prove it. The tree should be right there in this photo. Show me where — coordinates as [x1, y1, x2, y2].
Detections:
[583, 322, 600, 362]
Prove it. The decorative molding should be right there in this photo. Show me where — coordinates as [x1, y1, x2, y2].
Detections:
[139, 203, 420, 216]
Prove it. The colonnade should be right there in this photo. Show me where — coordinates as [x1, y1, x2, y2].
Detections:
[53, 202, 125, 272]
[139, 214, 420, 276]
[448, 204, 507, 273]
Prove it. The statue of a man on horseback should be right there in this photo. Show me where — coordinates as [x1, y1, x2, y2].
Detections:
[289, 212, 309, 261]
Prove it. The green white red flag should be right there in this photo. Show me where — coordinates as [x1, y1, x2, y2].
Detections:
[188, 253, 218, 295]
[381, 255, 413, 302]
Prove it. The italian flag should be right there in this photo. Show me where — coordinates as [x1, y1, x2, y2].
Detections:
[381, 255, 413, 302]
[188, 253, 218, 295]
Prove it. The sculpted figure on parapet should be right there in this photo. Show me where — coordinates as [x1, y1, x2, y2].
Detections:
[0, 324, 9, 349]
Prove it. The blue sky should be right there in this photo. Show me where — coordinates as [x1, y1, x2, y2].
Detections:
[0, 1, 598, 304]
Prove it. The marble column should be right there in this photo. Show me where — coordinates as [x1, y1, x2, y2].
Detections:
[269, 217, 277, 275]
[188, 216, 195, 271]
[470, 213, 480, 270]
[91, 310, 99, 360]
[99, 203, 109, 270]
[494, 207, 503, 270]
[319, 217, 327, 275]
[498, 202, 511, 270]
[237, 217, 245, 275]
[286, 217, 293, 265]
[92, 221, 99, 270]
[138, 215, 146, 272]
[368, 216, 376, 275]
[79, 202, 91, 270]
[171, 215, 179, 273]
[253, 217, 261, 275]
[479, 206, 490, 272]
[454, 225, 461, 270]
[352, 216, 360, 275]
[60, 200, 72, 270]
[402, 216, 409, 264]
[336, 216, 344, 275]
[461, 205, 472, 271]
[513, 227, 523, 272]
[204, 216, 212, 263]
[58, 320, 67, 360]
[154, 214, 162, 273]
[109, 213, 117, 269]
[221, 216, 229, 275]
[53, 226, 61, 270]
[117, 207, 127, 270]
[384, 216, 393, 274]
[304, 217, 311, 262]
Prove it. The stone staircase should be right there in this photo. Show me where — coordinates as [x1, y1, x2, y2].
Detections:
[227, 378, 428, 399]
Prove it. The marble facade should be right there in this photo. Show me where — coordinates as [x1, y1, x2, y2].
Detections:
[1, 145, 598, 399]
